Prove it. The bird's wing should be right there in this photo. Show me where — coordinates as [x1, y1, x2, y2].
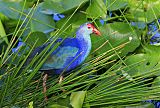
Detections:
[25, 38, 63, 65]
[40, 38, 80, 70]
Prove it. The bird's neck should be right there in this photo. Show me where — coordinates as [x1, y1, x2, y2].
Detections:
[76, 30, 91, 58]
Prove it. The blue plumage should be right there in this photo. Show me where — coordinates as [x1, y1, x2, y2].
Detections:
[41, 38, 81, 74]
[27, 23, 101, 74]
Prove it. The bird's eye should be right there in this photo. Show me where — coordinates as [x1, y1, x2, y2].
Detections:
[87, 23, 94, 29]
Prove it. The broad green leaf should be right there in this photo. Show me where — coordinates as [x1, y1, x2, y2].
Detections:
[0, 41, 7, 55]
[123, 54, 151, 76]
[55, 12, 87, 36]
[86, 0, 106, 19]
[6, 53, 26, 66]
[131, 22, 146, 30]
[24, 31, 48, 48]
[48, 95, 71, 108]
[106, 0, 128, 11]
[0, 19, 8, 44]
[3, 19, 22, 36]
[20, 0, 38, 8]
[48, 104, 68, 108]
[70, 91, 86, 108]
[125, 103, 155, 108]
[91, 22, 140, 58]
[144, 45, 160, 76]
[28, 101, 33, 108]
[0, 13, 8, 21]
[152, 76, 160, 87]
[122, 45, 160, 76]
[42, 0, 65, 14]
[0, 1, 23, 19]
[128, 0, 160, 23]
[30, 3, 55, 32]
[107, 103, 154, 108]
[42, 0, 88, 14]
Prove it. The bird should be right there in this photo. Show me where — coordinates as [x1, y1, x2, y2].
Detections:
[26, 22, 101, 100]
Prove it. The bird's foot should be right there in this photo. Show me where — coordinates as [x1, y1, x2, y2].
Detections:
[59, 76, 63, 84]
[58, 76, 67, 92]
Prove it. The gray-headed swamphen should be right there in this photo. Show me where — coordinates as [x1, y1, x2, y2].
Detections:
[27, 22, 101, 100]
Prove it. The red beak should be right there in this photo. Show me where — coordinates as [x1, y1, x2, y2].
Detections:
[93, 28, 101, 36]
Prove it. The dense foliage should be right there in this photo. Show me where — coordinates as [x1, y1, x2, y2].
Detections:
[0, 0, 160, 107]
